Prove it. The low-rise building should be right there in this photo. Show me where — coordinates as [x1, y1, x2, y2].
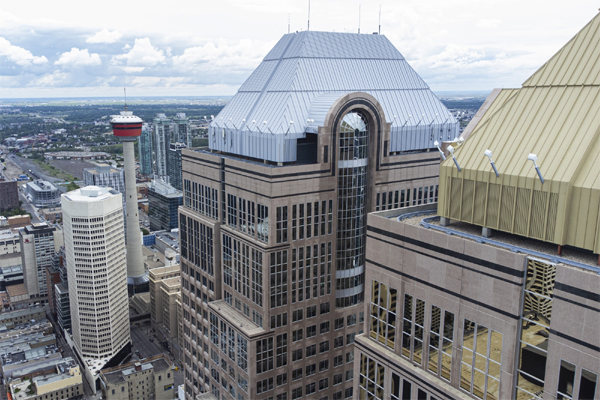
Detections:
[6, 283, 29, 309]
[0, 229, 21, 255]
[99, 354, 175, 400]
[0, 306, 45, 327]
[39, 208, 62, 223]
[25, 180, 60, 208]
[8, 357, 83, 400]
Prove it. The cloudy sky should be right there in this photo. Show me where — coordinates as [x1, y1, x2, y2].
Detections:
[1, 0, 598, 98]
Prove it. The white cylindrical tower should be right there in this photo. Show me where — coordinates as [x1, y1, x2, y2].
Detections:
[110, 109, 148, 295]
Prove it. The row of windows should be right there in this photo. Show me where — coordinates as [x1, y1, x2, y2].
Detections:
[375, 185, 439, 211]
[180, 216, 214, 276]
[226, 193, 269, 243]
[222, 234, 263, 308]
[290, 243, 333, 303]
[184, 179, 219, 220]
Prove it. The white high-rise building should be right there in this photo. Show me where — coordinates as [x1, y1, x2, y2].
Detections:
[62, 186, 130, 382]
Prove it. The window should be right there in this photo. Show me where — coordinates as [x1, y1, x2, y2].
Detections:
[237, 334, 248, 372]
[347, 314, 356, 326]
[334, 336, 344, 348]
[320, 321, 330, 334]
[306, 382, 316, 395]
[319, 360, 329, 372]
[428, 306, 454, 382]
[346, 370, 353, 381]
[270, 312, 287, 329]
[292, 349, 303, 362]
[256, 338, 274, 374]
[292, 387, 303, 400]
[270, 251, 288, 308]
[307, 305, 317, 318]
[227, 194, 237, 227]
[320, 302, 330, 315]
[292, 309, 303, 322]
[292, 368, 303, 381]
[292, 329, 303, 342]
[257, 204, 269, 242]
[319, 340, 329, 353]
[460, 320, 502, 400]
[333, 355, 343, 367]
[292, 205, 297, 241]
[557, 360, 576, 400]
[257, 377, 274, 394]
[333, 373, 343, 386]
[358, 354, 385, 400]
[277, 373, 288, 386]
[306, 325, 316, 338]
[370, 280, 397, 349]
[306, 345, 316, 358]
[276, 334, 288, 368]
[276, 206, 288, 243]
[319, 378, 329, 391]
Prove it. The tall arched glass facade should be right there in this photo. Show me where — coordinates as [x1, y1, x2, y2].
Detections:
[336, 111, 369, 308]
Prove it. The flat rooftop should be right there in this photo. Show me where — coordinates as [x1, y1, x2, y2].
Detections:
[101, 354, 172, 385]
[208, 300, 265, 338]
[377, 206, 600, 274]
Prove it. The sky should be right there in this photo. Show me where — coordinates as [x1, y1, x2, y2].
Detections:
[1, 0, 599, 98]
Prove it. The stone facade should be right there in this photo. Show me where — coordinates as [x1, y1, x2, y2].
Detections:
[354, 207, 600, 400]
[179, 93, 445, 400]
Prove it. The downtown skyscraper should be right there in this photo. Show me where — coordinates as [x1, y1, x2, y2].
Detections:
[178, 31, 459, 400]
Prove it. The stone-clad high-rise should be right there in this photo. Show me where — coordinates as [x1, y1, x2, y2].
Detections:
[178, 31, 459, 400]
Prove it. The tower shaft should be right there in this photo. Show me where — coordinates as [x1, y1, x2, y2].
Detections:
[123, 140, 145, 278]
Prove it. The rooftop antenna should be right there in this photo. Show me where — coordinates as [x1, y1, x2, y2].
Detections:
[307, 0, 310, 31]
[358, 5, 361, 33]
[378, 5, 381, 34]
[288, 14, 290, 34]
[123, 87, 127, 111]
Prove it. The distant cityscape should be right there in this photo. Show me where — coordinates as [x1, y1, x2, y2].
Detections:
[0, 11, 598, 400]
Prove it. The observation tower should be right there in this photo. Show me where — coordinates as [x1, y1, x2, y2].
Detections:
[110, 107, 148, 295]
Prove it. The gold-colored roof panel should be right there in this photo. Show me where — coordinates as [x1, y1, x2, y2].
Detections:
[439, 13, 600, 254]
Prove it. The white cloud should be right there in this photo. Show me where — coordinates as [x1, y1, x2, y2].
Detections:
[123, 66, 145, 73]
[172, 39, 273, 73]
[55, 48, 101, 66]
[86, 29, 122, 44]
[476, 19, 501, 29]
[112, 38, 165, 67]
[0, 37, 47, 66]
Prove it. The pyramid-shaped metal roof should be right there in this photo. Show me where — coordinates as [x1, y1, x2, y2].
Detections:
[209, 31, 458, 162]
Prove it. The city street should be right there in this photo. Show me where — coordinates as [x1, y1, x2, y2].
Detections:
[130, 322, 183, 389]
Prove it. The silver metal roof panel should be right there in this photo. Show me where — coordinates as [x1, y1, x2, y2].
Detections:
[209, 31, 458, 162]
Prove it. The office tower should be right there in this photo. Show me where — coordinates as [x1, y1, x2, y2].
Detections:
[111, 108, 149, 295]
[154, 113, 171, 178]
[355, 13, 600, 400]
[173, 112, 192, 148]
[25, 180, 61, 207]
[179, 31, 458, 400]
[83, 164, 125, 193]
[139, 123, 154, 176]
[62, 186, 131, 386]
[19, 222, 63, 302]
[148, 179, 183, 232]
[54, 246, 71, 333]
[168, 142, 186, 191]
[0, 179, 19, 211]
